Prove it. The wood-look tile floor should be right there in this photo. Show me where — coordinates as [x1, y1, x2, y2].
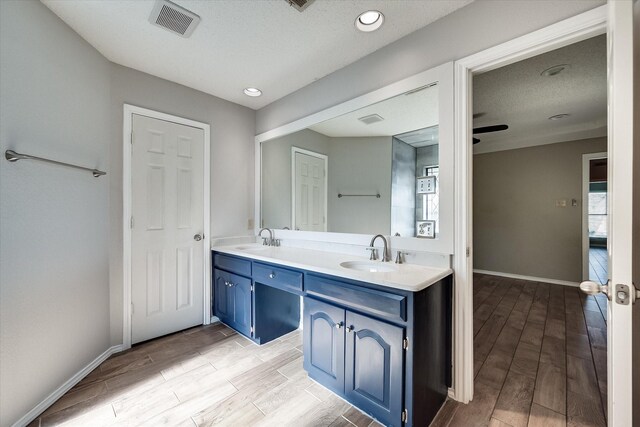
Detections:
[29, 325, 384, 427]
[588, 247, 608, 285]
[431, 274, 608, 427]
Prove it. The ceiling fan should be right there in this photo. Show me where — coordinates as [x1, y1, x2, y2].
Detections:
[472, 124, 509, 144]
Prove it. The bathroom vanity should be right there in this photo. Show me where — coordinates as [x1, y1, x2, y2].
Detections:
[212, 245, 452, 427]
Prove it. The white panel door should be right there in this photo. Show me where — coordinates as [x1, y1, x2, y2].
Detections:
[294, 151, 326, 232]
[602, 1, 635, 425]
[131, 114, 205, 344]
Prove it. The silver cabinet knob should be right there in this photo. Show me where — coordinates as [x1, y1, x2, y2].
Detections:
[580, 280, 610, 299]
[269, 272, 276, 279]
[335, 322, 343, 329]
[346, 326, 354, 333]
[194, 233, 203, 241]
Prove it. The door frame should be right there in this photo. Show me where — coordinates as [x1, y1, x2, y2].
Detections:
[453, 5, 607, 403]
[122, 104, 211, 350]
[582, 152, 608, 281]
[291, 146, 328, 232]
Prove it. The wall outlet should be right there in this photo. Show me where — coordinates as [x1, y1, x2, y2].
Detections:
[248, 218, 254, 229]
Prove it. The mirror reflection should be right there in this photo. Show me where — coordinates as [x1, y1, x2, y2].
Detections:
[261, 83, 440, 238]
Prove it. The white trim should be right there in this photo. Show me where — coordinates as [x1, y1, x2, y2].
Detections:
[254, 62, 455, 255]
[291, 147, 328, 232]
[473, 269, 580, 287]
[581, 152, 607, 281]
[122, 104, 211, 350]
[14, 345, 124, 427]
[453, 5, 606, 404]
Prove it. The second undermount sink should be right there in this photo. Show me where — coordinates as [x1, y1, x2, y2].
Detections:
[340, 261, 397, 273]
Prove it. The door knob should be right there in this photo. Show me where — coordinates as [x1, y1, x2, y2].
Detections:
[580, 280, 611, 300]
[194, 233, 203, 241]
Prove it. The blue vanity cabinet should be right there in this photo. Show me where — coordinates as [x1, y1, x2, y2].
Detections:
[345, 311, 404, 427]
[303, 298, 346, 394]
[213, 268, 252, 338]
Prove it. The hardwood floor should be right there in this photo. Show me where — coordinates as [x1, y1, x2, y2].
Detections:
[28, 325, 383, 427]
[431, 274, 607, 427]
[588, 247, 608, 285]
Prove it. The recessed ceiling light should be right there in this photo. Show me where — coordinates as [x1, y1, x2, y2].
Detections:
[355, 10, 384, 32]
[548, 113, 571, 120]
[541, 64, 570, 77]
[243, 87, 262, 97]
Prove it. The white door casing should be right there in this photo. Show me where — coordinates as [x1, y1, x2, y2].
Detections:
[123, 105, 211, 349]
[292, 147, 327, 232]
[131, 114, 205, 344]
[605, 1, 634, 424]
[453, 6, 607, 403]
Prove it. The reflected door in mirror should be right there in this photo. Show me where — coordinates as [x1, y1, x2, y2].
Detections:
[293, 151, 327, 231]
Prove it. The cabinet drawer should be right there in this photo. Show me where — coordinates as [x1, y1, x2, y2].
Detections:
[214, 253, 251, 277]
[306, 275, 406, 323]
[253, 262, 303, 294]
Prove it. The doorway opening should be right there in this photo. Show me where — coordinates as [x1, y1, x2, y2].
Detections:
[450, 34, 609, 426]
[583, 153, 608, 284]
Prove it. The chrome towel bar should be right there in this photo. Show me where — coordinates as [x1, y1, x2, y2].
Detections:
[337, 193, 381, 198]
[5, 149, 106, 177]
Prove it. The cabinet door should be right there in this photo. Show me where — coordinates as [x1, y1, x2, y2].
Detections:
[232, 277, 252, 337]
[345, 311, 404, 427]
[213, 269, 231, 323]
[303, 298, 345, 394]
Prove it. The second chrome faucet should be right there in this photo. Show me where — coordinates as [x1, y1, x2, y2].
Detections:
[367, 234, 391, 262]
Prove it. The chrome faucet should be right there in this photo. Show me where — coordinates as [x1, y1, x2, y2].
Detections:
[368, 234, 391, 262]
[258, 227, 273, 246]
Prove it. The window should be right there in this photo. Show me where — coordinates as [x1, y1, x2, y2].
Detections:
[588, 191, 607, 238]
[422, 165, 439, 234]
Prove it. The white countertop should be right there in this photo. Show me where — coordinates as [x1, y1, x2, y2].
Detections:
[212, 244, 452, 292]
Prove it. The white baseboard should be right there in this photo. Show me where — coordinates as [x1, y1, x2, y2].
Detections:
[14, 344, 124, 427]
[473, 269, 580, 287]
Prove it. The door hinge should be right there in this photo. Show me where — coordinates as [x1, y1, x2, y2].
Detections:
[130, 216, 134, 229]
[466, 247, 470, 257]
[403, 338, 409, 350]
[251, 285, 254, 292]
[250, 326, 254, 335]
[401, 409, 408, 423]
[131, 303, 134, 315]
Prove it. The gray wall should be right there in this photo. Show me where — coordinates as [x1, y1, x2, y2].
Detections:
[0, 1, 111, 424]
[256, 0, 604, 134]
[327, 137, 392, 234]
[261, 129, 329, 229]
[108, 65, 255, 345]
[473, 138, 607, 282]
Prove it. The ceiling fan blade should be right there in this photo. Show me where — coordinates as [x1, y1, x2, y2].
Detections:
[473, 137, 481, 144]
[473, 124, 509, 134]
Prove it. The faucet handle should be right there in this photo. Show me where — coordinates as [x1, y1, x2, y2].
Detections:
[262, 237, 269, 246]
[366, 247, 378, 261]
[395, 251, 404, 264]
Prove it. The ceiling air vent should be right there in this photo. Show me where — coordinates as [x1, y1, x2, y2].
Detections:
[358, 114, 384, 125]
[149, 0, 200, 38]
[286, 0, 316, 12]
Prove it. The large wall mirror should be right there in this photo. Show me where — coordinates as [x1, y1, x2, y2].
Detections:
[256, 62, 453, 254]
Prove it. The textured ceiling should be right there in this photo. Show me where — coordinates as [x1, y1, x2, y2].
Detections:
[42, 0, 471, 109]
[473, 34, 607, 154]
[309, 84, 438, 141]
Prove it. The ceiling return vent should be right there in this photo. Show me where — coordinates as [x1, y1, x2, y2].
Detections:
[358, 114, 385, 125]
[149, 0, 200, 38]
[286, 0, 316, 12]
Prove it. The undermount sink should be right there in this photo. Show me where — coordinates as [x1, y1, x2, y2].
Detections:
[340, 261, 397, 273]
